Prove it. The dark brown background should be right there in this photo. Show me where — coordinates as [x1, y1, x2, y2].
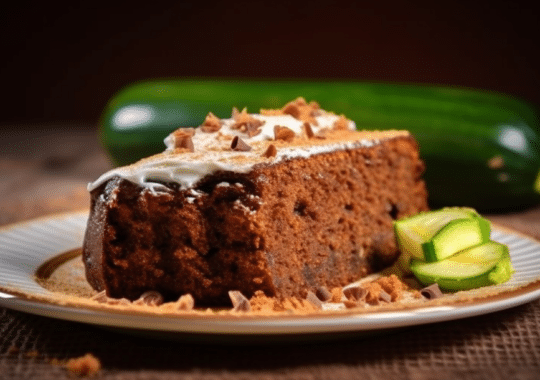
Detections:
[0, 0, 539, 125]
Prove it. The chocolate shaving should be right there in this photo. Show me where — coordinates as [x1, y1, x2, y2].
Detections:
[343, 286, 367, 302]
[378, 290, 392, 303]
[200, 112, 222, 133]
[303, 122, 315, 139]
[246, 120, 265, 137]
[231, 136, 252, 151]
[90, 290, 107, 303]
[420, 283, 444, 300]
[175, 294, 195, 311]
[274, 125, 295, 142]
[262, 144, 277, 158]
[315, 286, 332, 302]
[228, 290, 251, 312]
[90, 291, 130, 305]
[134, 291, 164, 306]
[305, 291, 323, 309]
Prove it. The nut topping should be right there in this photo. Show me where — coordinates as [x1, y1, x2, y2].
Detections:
[274, 125, 295, 142]
[262, 144, 277, 158]
[231, 107, 265, 135]
[282, 97, 320, 125]
[332, 115, 350, 130]
[171, 128, 195, 152]
[200, 112, 222, 133]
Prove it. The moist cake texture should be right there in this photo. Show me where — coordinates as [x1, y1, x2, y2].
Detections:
[83, 98, 428, 305]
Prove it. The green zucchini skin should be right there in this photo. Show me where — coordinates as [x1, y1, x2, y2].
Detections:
[99, 79, 540, 211]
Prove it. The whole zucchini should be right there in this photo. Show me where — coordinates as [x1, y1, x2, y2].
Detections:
[99, 79, 540, 211]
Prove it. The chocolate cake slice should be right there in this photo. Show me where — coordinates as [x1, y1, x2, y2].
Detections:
[83, 98, 428, 305]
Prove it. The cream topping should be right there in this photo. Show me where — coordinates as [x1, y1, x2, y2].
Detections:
[88, 107, 407, 192]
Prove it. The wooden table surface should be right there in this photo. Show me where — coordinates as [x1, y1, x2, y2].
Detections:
[1, 124, 539, 379]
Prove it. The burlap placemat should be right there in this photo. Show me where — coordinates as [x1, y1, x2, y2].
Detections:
[1, 298, 539, 379]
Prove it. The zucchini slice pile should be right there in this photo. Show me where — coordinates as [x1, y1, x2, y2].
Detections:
[394, 207, 514, 291]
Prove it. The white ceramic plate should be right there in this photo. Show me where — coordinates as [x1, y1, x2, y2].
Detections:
[1, 211, 540, 340]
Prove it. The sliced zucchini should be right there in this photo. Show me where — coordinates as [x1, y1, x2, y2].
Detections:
[410, 241, 514, 291]
[421, 217, 491, 262]
[394, 207, 488, 262]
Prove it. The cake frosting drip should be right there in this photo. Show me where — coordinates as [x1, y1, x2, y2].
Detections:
[88, 99, 408, 192]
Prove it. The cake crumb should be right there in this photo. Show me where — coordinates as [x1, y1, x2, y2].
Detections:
[363, 282, 383, 305]
[279, 297, 318, 313]
[249, 291, 318, 314]
[64, 353, 101, 377]
[373, 274, 407, 301]
[330, 287, 343, 303]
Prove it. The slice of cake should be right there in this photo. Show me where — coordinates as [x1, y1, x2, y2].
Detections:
[83, 98, 428, 305]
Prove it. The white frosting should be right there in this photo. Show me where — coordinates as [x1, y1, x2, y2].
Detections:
[88, 110, 396, 192]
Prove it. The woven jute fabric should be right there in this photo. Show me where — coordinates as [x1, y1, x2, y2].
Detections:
[1, 125, 540, 379]
[1, 299, 540, 379]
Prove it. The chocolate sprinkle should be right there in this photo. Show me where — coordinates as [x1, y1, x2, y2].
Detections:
[262, 144, 277, 158]
[231, 136, 252, 152]
[315, 286, 332, 302]
[343, 286, 367, 301]
[420, 283, 444, 300]
[134, 291, 164, 306]
[229, 290, 251, 312]
[305, 291, 323, 309]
